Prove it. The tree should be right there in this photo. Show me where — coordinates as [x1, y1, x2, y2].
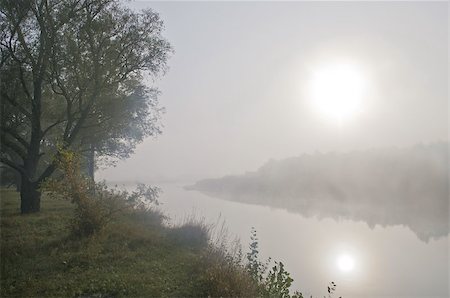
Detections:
[76, 84, 164, 181]
[0, 0, 171, 213]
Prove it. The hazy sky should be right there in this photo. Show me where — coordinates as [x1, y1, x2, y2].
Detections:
[99, 1, 448, 182]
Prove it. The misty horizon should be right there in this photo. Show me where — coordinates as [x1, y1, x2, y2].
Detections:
[98, 1, 448, 183]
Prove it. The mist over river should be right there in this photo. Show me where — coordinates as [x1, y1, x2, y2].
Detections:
[111, 181, 449, 298]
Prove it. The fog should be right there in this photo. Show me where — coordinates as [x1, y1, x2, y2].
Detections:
[99, 1, 448, 182]
[188, 142, 448, 242]
[98, 1, 449, 297]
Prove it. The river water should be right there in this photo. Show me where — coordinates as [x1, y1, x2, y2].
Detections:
[114, 181, 448, 298]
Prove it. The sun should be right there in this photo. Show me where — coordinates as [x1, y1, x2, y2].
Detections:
[308, 62, 367, 123]
[337, 254, 355, 273]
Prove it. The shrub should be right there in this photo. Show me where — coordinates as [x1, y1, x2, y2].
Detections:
[245, 228, 339, 298]
[199, 238, 260, 297]
[169, 222, 210, 248]
[246, 227, 271, 283]
[265, 261, 296, 298]
[42, 149, 160, 238]
[246, 228, 300, 297]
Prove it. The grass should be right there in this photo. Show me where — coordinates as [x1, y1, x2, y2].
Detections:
[0, 188, 259, 297]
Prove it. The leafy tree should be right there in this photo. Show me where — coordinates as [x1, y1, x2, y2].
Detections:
[0, 0, 171, 213]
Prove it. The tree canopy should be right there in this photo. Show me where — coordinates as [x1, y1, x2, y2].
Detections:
[0, 0, 172, 213]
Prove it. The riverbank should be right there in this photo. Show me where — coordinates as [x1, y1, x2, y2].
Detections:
[0, 188, 259, 297]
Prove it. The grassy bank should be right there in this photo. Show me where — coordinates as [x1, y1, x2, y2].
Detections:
[0, 188, 258, 297]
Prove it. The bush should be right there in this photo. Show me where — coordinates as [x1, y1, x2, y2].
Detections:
[168, 222, 210, 249]
[42, 149, 160, 238]
[265, 261, 296, 298]
[199, 238, 260, 297]
[246, 227, 302, 297]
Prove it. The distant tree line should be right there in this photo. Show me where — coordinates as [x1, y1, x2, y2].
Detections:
[190, 142, 448, 242]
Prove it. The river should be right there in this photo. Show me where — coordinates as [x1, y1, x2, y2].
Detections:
[113, 181, 448, 298]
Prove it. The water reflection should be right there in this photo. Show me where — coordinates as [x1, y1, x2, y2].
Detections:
[157, 183, 448, 298]
[110, 180, 448, 297]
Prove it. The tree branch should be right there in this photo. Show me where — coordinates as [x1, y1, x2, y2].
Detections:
[18, 65, 33, 102]
[1, 91, 32, 119]
[0, 126, 29, 149]
[15, 22, 37, 69]
[0, 156, 25, 175]
[0, 133, 27, 160]
[37, 160, 56, 183]
[41, 118, 66, 137]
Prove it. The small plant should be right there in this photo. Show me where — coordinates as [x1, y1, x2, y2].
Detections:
[246, 227, 271, 283]
[265, 261, 294, 298]
[246, 228, 297, 297]
[245, 228, 340, 298]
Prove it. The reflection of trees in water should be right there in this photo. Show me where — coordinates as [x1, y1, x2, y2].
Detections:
[189, 142, 448, 242]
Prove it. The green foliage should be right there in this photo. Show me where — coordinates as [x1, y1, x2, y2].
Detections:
[265, 261, 295, 298]
[0, 189, 241, 297]
[42, 149, 159, 237]
[246, 228, 299, 297]
[245, 228, 340, 298]
[199, 238, 260, 297]
[246, 227, 271, 282]
[168, 222, 210, 249]
[1, 0, 172, 213]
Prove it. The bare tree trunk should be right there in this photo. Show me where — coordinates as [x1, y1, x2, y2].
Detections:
[20, 174, 40, 213]
[20, 133, 41, 214]
[87, 146, 95, 182]
[15, 171, 21, 192]
[86, 145, 96, 194]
